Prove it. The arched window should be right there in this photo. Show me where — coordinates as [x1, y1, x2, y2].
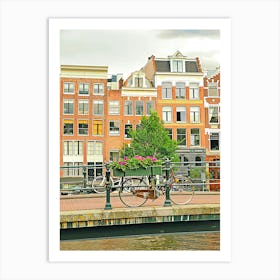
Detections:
[195, 156, 202, 166]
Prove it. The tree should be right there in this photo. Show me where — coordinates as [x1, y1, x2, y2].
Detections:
[121, 111, 178, 161]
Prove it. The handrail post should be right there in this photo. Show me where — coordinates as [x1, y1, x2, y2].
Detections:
[163, 159, 172, 207]
[83, 166, 87, 191]
[104, 163, 112, 210]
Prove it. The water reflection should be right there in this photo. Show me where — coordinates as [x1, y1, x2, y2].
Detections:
[60, 232, 220, 251]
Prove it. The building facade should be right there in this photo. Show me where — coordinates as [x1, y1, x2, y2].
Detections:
[60, 51, 221, 179]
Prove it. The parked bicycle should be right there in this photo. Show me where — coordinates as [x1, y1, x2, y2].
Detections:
[118, 169, 194, 207]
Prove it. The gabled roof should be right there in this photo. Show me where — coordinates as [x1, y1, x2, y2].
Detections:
[154, 60, 200, 73]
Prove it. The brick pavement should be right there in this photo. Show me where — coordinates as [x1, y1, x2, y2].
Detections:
[60, 192, 220, 211]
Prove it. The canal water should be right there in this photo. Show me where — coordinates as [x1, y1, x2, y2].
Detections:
[60, 231, 220, 250]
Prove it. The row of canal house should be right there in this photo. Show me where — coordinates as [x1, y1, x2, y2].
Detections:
[60, 51, 220, 179]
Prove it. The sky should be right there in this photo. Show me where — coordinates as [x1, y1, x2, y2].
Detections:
[60, 30, 220, 80]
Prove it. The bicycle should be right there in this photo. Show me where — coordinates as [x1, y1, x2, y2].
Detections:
[91, 175, 119, 194]
[118, 169, 194, 207]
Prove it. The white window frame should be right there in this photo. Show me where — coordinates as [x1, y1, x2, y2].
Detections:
[176, 106, 186, 123]
[162, 82, 172, 99]
[135, 100, 144, 116]
[63, 82, 75, 94]
[208, 82, 218, 97]
[175, 82, 186, 99]
[78, 83, 89, 95]
[209, 105, 219, 124]
[189, 83, 200, 100]
[93, 100, 104, 116]
[190, 107, 200, 123]
[162, 106, 172, 123]
[63, 99, 74, 115]
[93, 83, 104, 95]
[124, 100, 133, 115]
[78, 100, 89, 115]
[109, 101, 120, 115]
[190, 128, 200, 146]
[109, 121, 120, 135]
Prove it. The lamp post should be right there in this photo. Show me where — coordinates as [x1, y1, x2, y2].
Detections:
[163, 159, 172, 207]
[104, 163, 112, 210]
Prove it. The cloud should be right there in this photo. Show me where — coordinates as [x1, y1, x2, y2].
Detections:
[158, 30, 220, 40]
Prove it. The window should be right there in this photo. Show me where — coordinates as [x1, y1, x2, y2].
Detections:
[209, 106, 219, 124]
[93, 100, 103, 115]
[162, 82, 172, 99]
[109, 101, 120, 115]
[63, 100, 74, 114]
[177, 128, 186, 146]
[78, 100, 89, 115]
[78, 120, 88, 135]
[162, 107, 172, 122]
[87, 141, 103, 156]
[63, 162, 83, 176]
[176, 82, 186, 99]
[135, 77, 143, 87]
[63, 141, 73, 155]
[63, 141, 83, 155]
[94, 83, 104, 95]
[176, 107, 186, 122]
[208, 82, 218, 97]
[124, 124, 132, 138]
[190, 107, 200, 123]
[191, 128, 200, 146]
[64, 82, 74, 94]
[124, 100, 133, 115]
[93, 120, 103, 135]
[135, 101, 144, 116]
[210, 133, 219, 151]
[79, 83, 89, 95]
[73, 141, 83, 155]
[110, 151, 120, 162]
[63, 120, 74, 135]
[146, 101, 154, 115]
[165, 128, 173, 139]
[172, 60, 183, 72]
[109, 121, 120, 135]
[195, 156, 202, 166]
[189, 83, 199, 100]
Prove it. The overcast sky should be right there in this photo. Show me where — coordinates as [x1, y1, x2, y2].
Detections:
[60, 30, 220, 79]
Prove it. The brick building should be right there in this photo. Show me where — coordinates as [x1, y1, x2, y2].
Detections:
[60, 51, 221, 179]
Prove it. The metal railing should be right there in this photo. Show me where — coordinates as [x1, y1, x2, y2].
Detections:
[60, 159, 220, 209]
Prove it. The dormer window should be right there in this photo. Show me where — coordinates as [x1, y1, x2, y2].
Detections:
[172, 60, 183, 72]
[135, 77, 143, 87]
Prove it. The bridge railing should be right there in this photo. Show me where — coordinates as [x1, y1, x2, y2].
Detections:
[59, 159, 220, 195]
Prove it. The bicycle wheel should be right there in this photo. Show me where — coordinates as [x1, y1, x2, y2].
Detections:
[169, 177, 194, 205]
[119, 177, 149, 207]
[92, 176, 114, 193]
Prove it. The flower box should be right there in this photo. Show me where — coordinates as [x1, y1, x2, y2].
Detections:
[113, 166, 162, 177]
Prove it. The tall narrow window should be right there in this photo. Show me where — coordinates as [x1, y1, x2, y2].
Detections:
[191, 128, 200, 146]
[63, 100, 74, 114]
[162, 82, 172, 99]
[124, 124, 132, 138]
[93, 120, 103, 135]
[78, 120, 88, 135]
[64, 82, 74, 94]
[209, 106, 219, 124]
[109, 101, 120, 115]
[78, 83, 89, 95]
[177, 128, 186, 146]
[176, 82, 186, 99]
[94, 83, 104, 95]
[63, 141, 73, 155]
[189, 82, 199, 100]
[63, 120, 74, 135]
[190, 107, 200, 123]
[93, 100, 103, 115]
[135, 101, 144, 116]
[146, 101, 154, 115]
[78, 100, 89, 115]
[135, 77, 143, 87]
[172, 60, 183, 72]
[176, 107, 186, 123]
[208, 82, 218, 97]
[124, 100, 133, 115]
[162, 107, 172, 122]
[210, 133, 219, 151]
[73, 141, 83, 155]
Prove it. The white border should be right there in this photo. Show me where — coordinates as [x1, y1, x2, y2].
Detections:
[49, 18, 231, 262]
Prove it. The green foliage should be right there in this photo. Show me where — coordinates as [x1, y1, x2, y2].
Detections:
[190, 167, 211, 179]
[121, 111, 179, 161]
